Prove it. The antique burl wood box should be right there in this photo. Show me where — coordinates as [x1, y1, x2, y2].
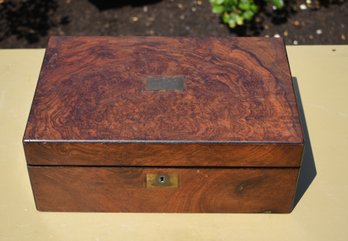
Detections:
[23, 36, 304, 213]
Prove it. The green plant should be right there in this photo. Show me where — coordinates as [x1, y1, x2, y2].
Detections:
[210, 0, 284, 28]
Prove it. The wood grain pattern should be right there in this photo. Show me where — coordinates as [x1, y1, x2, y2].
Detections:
[28, 166, 299, 213]
[24, 36, 303, 143]
[24, 142, 303, 167]
[23, 37, 303, 212]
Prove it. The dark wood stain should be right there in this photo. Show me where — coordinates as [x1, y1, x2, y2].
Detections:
[28, 167, 299, 213]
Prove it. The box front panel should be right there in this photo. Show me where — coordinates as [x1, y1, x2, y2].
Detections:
[28, 167, 299, 213]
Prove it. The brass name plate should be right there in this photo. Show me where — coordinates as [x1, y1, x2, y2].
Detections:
[146, 174, 179, 188]
[145, 76, 184, 91]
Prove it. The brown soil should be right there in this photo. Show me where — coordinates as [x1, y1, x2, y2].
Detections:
[0, 0, 347, 48]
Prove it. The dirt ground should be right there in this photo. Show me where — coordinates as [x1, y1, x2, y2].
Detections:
[0, 0, 347, 48]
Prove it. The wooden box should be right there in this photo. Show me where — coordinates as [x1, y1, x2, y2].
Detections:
[23, 36, 304, 213]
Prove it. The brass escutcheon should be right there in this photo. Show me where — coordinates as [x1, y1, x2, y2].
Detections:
[146, 174, 179, 188]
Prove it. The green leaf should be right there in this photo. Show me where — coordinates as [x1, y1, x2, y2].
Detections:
[228, 18, 236, 28]
[272, 0, 284, 9]
[212, 5, 224, 13]
[243, 10, 254, 20]
[239, 0, 250, 4]
[250, 4, 258, 12]
[239, 2, 250, 10]
[210, 0, 224, 4]
[222, 13, 230, 23]
[235, 15, 244, 25]
[210, 0, 263, 28]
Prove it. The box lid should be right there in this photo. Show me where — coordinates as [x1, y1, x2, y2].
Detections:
[23, 36, 304, 167]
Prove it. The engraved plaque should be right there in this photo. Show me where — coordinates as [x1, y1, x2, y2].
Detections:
[145, 76, 184, 91]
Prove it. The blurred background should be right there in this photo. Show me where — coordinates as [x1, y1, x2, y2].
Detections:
[0, 0, 347, 48]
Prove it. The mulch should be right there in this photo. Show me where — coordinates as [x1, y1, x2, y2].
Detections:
[0, 0, 347, 48]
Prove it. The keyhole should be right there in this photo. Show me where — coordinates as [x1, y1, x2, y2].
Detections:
[159, 175, 166, 183]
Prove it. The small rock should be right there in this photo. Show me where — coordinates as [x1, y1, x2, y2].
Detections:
[316, 29, 323, 35]
[293, 40, 298, 45]
[264, 24, 269, 30]
[299, 4, 307, 10]
[283, 30, 288, 37]
[143, 6, 148, 12]
[192, 7, 197, 12]
[177, 3, 184, 9]
[148, 30, 155, 35]
[58, 28, 64, 35]
[306, 0, 311, 4]
[180, 14, 185, 20]
[293, 20, 300, 26]
[185, 26, 190, 31]
[265, 35, 270, 37]
[196, 0, 203, 5]
[308, 35, 314, 39]
[342, 34, 346, 40]
[274, 34, 281, 38]
[131, 16, 139, 22]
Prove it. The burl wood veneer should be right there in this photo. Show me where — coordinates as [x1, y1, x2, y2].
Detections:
[23, 36, 304, 212]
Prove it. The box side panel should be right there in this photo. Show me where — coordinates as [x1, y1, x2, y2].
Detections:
[28, 167, 299, 213]
[24, 142, 304, 167]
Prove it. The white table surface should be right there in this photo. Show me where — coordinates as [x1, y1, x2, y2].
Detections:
[0, 46, 347, 241]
